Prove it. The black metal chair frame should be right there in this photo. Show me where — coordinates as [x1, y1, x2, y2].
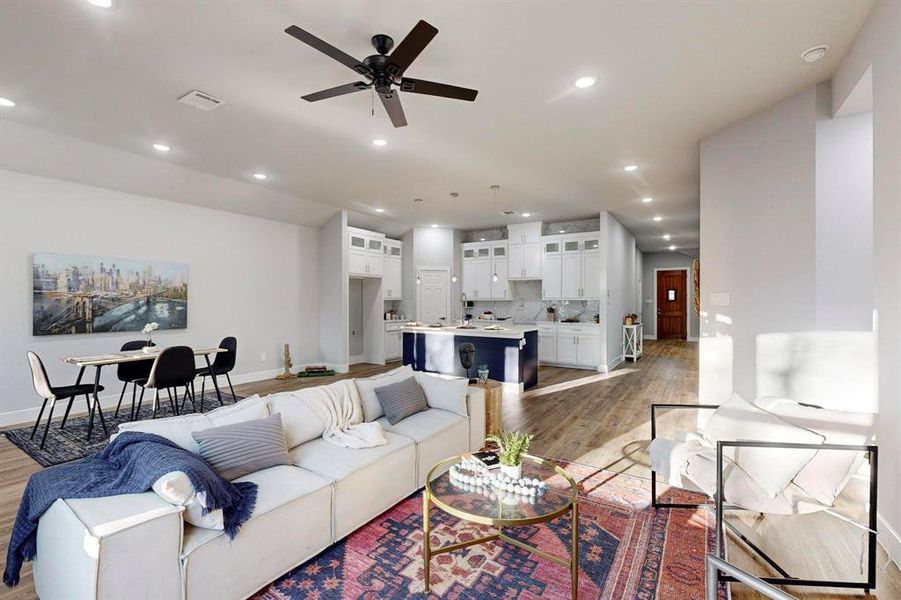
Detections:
[650, 403, 878, 593]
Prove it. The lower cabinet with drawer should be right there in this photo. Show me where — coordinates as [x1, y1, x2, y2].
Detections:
[537, 323, 600, 370]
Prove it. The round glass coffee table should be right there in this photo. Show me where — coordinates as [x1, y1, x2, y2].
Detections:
[423, 454, 580, 598]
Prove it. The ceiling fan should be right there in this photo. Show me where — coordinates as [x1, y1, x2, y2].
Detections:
[284, 20, 478, 128]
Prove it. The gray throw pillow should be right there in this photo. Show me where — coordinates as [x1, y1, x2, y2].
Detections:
[375, 376, 429, 425]
[191, 413, 291, 481]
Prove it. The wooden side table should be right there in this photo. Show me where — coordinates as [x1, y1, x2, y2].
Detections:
[477, 379, 504, 437]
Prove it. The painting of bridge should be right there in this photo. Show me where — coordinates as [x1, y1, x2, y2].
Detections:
[32, 252, 188, 336]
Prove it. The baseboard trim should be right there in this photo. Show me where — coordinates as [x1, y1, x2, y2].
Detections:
[0, 367, 284, 429]
[878, 512, 901, 568]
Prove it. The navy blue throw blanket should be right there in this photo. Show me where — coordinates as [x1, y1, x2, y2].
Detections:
[4, 431, 257, 586]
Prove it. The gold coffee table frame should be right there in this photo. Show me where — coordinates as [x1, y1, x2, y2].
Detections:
[423, 454, 580, 598]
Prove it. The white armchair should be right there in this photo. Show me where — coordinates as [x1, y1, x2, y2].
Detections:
[650, 331, 879, 595]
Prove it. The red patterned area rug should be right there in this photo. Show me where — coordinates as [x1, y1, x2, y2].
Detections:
[252, 461, 720, 599]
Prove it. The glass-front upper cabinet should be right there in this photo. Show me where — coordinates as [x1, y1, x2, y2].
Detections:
[350, 235, 366, 250]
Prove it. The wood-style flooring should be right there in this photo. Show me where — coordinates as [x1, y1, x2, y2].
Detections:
[0, 340, 897, 599]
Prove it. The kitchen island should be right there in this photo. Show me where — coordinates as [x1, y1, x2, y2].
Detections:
[402, 324, 539, 390]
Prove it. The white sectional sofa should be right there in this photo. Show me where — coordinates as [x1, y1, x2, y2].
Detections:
[32, 368, 485, 600]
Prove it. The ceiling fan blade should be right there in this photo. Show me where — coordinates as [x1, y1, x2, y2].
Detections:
[285, 25, 372, 77]
[385, 20, 438, 78]
[302, 81, 369, 102]
[379, 91, 408, 128]
[400, 78, 478, 102]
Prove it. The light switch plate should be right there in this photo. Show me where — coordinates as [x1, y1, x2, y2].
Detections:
[710, 293, 730, 307]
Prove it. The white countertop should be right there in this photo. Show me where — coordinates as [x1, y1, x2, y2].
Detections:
[402, 324, 537, 339]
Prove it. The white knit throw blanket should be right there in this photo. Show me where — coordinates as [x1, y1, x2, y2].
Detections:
[300, 380, 387, 449]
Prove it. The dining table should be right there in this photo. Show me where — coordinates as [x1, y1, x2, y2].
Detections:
[64, 346, 228, 440]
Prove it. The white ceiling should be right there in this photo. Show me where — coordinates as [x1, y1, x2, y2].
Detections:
[0, 0, 873, 251]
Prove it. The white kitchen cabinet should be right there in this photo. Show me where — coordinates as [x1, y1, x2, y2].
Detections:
[384, 323, 403, 361]
[540, 233, 601, 300]
[461, 241, 510, 300]
[507, 222, 542, 279]
[537, 323, 601, 370]
[383, 240, 403, 299]
[347, 227, 385, 277]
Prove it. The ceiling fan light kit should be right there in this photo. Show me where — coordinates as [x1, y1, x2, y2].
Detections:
[285, 20, 478, 128]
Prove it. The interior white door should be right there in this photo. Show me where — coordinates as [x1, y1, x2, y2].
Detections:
[561, 253, 582, 298]
[417, 269, 449, 324]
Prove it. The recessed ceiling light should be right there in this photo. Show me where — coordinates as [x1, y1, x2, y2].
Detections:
[152, 143, 171, 152]
[662, 234, 672, 241]
[623, 165, 638, 172]
[653, 215, 662, 222]
[252, 173, 268, 180]
[522, 212, 531, 218]
[372, 139, 387, 147]
[669, 245, 677, 251]
[87, 0, 114, 7]
[574, 76, 596, 89]
[801, 45, 828, 63]
[430, 224, 439, 228]
[0, 97, 16, 108]
[374, 208, 385, 213]
[642, 197, 653, 203]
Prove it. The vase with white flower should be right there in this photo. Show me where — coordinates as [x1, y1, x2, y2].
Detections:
[486, 430, 534, 480]
[141, 322, 159, 352]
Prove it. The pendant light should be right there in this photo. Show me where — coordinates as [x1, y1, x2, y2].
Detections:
[450, 192, 459, 283]
[414, 198, 423, 285]
[490, 185, 501, 282]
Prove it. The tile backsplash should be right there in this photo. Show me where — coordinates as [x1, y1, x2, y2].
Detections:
[468, 281, 599, 324]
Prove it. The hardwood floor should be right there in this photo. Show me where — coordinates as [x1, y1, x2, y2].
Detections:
[1, 340, 897, 598]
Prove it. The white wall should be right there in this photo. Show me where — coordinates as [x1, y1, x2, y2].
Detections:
[815, 84, 873, 331]
[641, 252, 700, 339]
[318, 211, 348, 371]
[0, 169, 320, 423]
[699, 87, 818, 403]
[832, 0, 901, 565]
[600, 211, 638, 370]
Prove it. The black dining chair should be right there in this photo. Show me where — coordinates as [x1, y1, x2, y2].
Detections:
[195, 336, 237, 406]
[134, 346, 197, 419]
[114, 340, 154, 420]
[27, 351, 106, 449]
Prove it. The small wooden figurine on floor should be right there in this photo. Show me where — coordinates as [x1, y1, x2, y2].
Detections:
[276, 343, 294, 380]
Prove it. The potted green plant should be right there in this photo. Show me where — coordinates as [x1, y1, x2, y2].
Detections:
[477, 362, 490, 385]
[486, 430, 534, 479]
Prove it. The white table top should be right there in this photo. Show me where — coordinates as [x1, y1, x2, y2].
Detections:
[65, 347, 226, 367]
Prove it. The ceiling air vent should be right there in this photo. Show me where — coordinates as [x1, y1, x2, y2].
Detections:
[177, 90, 224, 111]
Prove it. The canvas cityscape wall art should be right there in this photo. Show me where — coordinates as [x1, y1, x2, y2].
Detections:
[32, 252, 188, 336]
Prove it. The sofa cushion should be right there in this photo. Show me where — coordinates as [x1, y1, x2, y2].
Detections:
[375, 376, 429, 424]
[355, 364, 415, 422]
[701, 393, 824, 498]
[206, 394, 268, 427]
[269, 380, 361, 448]
[288, 431, 414, 482]
[180, 465, 332, 600]
[755, 397, 876, 506]
[116, 412, 211, 454]
[192, 414, 291, 481]
[415, 372, 469, 417]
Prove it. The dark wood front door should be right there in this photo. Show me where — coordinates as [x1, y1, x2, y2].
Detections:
[657, 270, 687, 340]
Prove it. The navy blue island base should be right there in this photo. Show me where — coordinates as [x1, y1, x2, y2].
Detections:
[402, 327, 538, 390]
